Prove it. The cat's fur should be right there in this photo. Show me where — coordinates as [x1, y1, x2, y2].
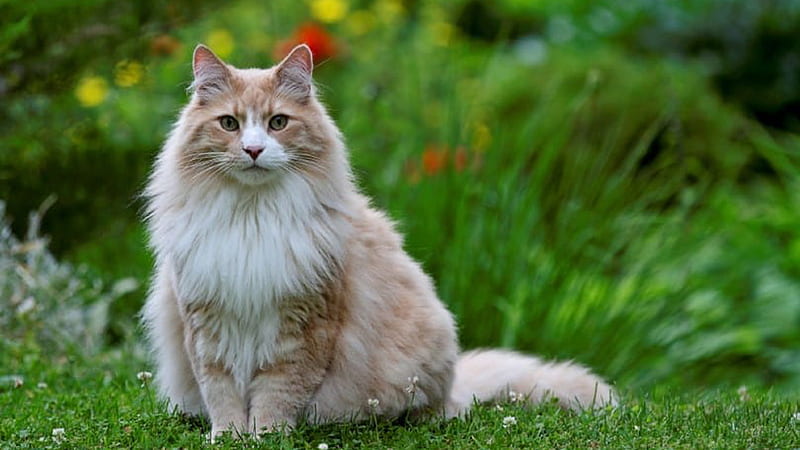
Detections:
[142, 44, 615, 440]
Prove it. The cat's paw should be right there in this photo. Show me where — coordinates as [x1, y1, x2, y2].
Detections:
[251, 416, 295, 438]
[208, 422, 248, 443]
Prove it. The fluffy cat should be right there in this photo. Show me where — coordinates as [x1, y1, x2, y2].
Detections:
[142, 43, 615, 440]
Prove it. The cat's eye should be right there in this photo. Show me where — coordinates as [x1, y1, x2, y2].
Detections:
[268, 114, 288, 131]
[219, 115, 239, 131]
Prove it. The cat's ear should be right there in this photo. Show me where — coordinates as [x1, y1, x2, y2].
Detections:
[275, 44, 314, 102]
[191, 44, 231, 101]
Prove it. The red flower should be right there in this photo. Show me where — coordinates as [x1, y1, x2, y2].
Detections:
[415, 144, 476, 179]
[275, 22, 338, 63]
[422, 146, 448, 175]
[453, 147, 468, 172]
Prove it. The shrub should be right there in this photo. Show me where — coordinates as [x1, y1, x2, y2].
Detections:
[0, 199, 138, 356]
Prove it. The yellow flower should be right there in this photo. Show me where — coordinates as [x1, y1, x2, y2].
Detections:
[310, 0, 348, 23]
[114, 60, 144, 87]
[375, 0, 404, 24]
[75, 76, 109, 107]
[246, 31, 272, 53]
[206, 29, 235, 58]
[472, 123, 491, 152]
[345, 10, 376, 36]
[429, 21, 457, 46]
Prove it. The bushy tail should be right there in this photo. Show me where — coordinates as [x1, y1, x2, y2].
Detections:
[445, 349, 616, 417]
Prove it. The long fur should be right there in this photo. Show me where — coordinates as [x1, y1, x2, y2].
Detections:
[142, 44, 615, 440]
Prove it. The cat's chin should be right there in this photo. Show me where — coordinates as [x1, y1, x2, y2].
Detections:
[228, 167, 283, 187]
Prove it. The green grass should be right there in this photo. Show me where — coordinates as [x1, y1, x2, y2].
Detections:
[1, 346, 797, 448]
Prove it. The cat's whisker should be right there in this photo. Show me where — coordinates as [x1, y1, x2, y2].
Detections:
[287, 154, 328, 174]
[187, 161, 234, 183]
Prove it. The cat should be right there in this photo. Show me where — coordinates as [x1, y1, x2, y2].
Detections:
[142, 43, 615, 440]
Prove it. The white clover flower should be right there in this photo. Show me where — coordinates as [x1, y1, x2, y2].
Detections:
[508, 390, 523, 403]
[737, 385, 750, 402]
[404, 375, 419, 395]
[137, 371, 153, 382]
[51, 428, 65, 443]
[318, 443, 329, 450]
[502, 416, 517, 428]
[13, 376, 23, 388]
[37, 382, 48, 389]
[367, 398, 380, 410]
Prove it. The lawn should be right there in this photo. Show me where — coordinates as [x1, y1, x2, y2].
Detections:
[1, 348, 797, 448]
[2, 0, 800, 447]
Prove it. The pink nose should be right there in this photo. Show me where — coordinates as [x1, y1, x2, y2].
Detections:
[243, 145, 264, 160]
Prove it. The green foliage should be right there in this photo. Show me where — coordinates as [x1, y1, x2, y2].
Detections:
[0, 0, 220, 254]
[456, 0, 800, 131]
[2, 0, 800, 401]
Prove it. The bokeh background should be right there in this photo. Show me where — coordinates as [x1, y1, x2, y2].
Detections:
[3, 0, 800, 395]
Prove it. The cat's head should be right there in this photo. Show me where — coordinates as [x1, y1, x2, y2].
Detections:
[174, 44, 343, 188]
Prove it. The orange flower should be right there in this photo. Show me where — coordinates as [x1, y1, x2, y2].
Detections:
[275, 23, 338, 63]
[412, 144, 476, 181]
[150, 34, 181, 56]
[453, 147, 468, 172]
[422, 146, 448, 175]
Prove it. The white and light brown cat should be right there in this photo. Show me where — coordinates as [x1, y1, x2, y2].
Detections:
[142, 43, 615, 440]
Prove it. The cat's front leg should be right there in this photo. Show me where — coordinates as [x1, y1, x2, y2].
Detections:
[247, 316, 335, 436]
[248, 355, 328, 435]
[198, 363, 248, 441]
[183, 318, 248, 441]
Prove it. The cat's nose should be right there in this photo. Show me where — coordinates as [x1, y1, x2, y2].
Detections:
[242, 145, 264, 161]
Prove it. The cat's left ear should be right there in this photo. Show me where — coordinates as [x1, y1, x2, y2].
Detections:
[275, 44, 314, 101]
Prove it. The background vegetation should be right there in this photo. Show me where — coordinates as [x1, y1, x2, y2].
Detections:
[2, 0, 800, 446]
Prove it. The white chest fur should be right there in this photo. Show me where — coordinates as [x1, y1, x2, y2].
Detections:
[150, 175, 346, 389]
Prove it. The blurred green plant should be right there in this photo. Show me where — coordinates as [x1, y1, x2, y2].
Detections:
[453, 0, 800, 132]
[0, 199, 138, 356]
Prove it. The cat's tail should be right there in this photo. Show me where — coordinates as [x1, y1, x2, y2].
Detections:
[444, 349, 616, 417]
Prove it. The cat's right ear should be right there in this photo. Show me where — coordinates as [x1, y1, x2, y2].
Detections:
[191, 45, 231, 101]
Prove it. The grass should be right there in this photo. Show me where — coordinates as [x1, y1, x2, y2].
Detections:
[1, 346, 798, 448]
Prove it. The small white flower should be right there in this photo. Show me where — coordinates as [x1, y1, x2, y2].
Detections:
[502, 416, 517, 428]
[317, 444, 329, 450]
[136, 371, 153, 382]
[367, 398, 380, 410]
[634, 425, 640, 431]
[508, 390, 524, 403]
[51, 428, 65, 443]
[404, 375, 419, 395]
[737, 385, 750, 402]
[37, 382, 48, 389]
[495, 404, 504, 412]
[792, 412, 800, 422]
